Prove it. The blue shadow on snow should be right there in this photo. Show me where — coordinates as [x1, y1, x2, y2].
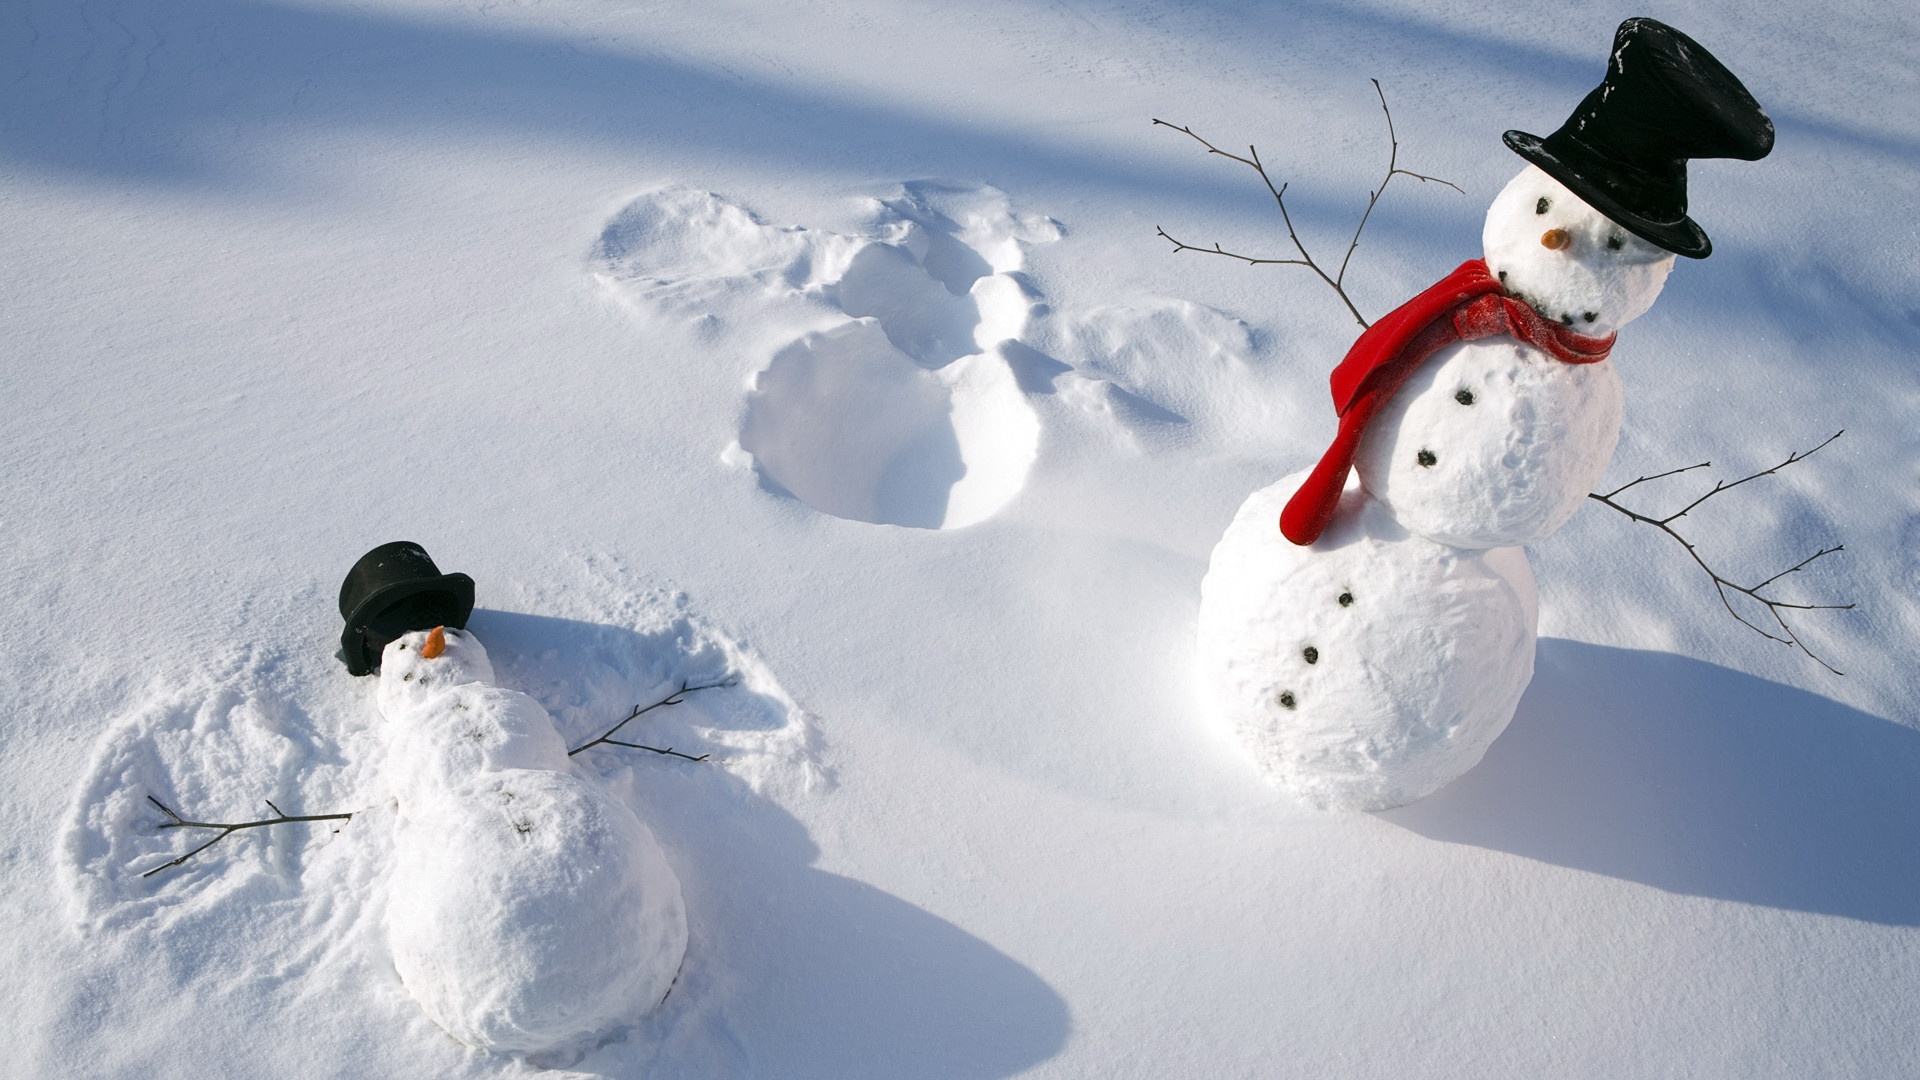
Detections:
[468, 609, 1071, 1078]
[1381, 638, 1920, 926]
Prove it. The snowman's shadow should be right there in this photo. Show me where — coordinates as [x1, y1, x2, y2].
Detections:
[466, 609, 1070, 1078]
[1381, 639, 1920, 926]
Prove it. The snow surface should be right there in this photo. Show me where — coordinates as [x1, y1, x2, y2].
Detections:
[7, 0, 1920, 1077]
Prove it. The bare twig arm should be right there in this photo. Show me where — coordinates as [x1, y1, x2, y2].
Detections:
[1597, 460, 1713, 500]
[1153, 85, 1460, 332]
[1334, 80, 1465, 290]
[1658, 430, 1845, 524]
[1154, 226, 1312, 268]
[1151, 119, 1368, 328]
[1587, 432, 1853, 674]
[141, 795, 354, 877]
[567, 679, 735, 759]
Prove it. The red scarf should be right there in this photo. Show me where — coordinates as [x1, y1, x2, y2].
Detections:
[1277, 259, 1615, 546]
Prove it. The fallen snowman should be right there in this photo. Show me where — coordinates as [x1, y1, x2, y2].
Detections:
[1197, 19, 1775, 810]
[343, 542, 688, 1056]
[377, 623, 688, 1056]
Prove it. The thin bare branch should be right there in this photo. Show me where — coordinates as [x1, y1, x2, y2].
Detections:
[1335, 80, 1465, 290]
[588, 739, 710, 763]
[567, 679, 735, 759]
[1152, 119, 1365, 328]
[1657, 430, 1845, 525]
[1153, 83, 1460, 331]
[1588, 432, 1852, 674]
[141, 795, 354, 878]
[1154, 227, 1312, 268]
[1598, 460, 1712, 500]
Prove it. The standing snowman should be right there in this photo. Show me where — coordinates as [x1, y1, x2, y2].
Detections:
[339, 543, 688, 1056]
[1196, 20, 1774, 810]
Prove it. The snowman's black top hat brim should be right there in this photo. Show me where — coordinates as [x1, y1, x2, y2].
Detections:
[1503, 18, 1773, 260]
[1502, 129, 1713, 257]
[337, 541, 475, 677]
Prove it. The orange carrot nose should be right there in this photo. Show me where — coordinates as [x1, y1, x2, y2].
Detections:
[421, 626, 447, 659]
[1540, 228, 1572, 251]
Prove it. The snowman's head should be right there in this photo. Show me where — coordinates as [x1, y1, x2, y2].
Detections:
[376, 625, 496, 715]
[1483, 165, 1676, 337]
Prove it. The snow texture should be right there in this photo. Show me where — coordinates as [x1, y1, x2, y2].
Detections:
[1197, 472, 1538, 810]
[377, 627, 687, 1057]
[10, 1, 1919, 1077]
[600, 184, 1052, 530]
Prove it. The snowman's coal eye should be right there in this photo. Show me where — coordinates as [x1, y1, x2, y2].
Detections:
[1535, 197, 1551, 215]
[1302, 646, 1319, 664]
[1416, 449, 1437, 467]
[1607, 234, 1624, 251]
[1338, 591, 1353, 607]
[1454, 388, 1474, 405]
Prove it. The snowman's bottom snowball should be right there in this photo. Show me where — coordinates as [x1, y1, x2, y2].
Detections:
[1197, 472, 1538, 810]
[387, 769, 688, 1055]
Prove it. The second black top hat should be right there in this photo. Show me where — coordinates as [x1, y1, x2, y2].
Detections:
[337, 541, 475, 676]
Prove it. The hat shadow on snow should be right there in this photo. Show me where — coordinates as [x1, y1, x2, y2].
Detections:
[1381, 639, 1920, 926]
[466, 609, 1070, 1079]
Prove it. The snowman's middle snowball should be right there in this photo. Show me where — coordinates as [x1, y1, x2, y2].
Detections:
[1352, 336, 1624, 549]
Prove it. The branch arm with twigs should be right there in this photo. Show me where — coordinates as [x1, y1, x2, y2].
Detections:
[142, 795, 355, 878]
[1335, 80, 1463, 288]
[1153, 81, 1461, 330]
[566, 678, 735, 761]
[1154, 87, 1849, 673]
[1587, 431, 1853, 674]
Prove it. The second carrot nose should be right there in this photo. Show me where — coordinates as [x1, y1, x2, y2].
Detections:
[1540, 228, 1572, 251]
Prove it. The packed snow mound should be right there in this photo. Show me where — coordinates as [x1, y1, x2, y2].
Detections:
[1035, 298, 1290, 451]
[1197, 472, 1538, 810]
[387, 766, 684, 1056]
[740, 320, 1040, 529]
[599, 183, 1054, 530]
[381, 630, 684, 1057]
[1352, 338, 1625, 548]
[594, 188, 864, 308]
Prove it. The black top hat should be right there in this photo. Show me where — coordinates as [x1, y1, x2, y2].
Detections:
[1503, 18, 1773, 259]
[337, 541, 475, 676]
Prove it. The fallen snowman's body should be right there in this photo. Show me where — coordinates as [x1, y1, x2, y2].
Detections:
[376, 626, 687, 1056]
